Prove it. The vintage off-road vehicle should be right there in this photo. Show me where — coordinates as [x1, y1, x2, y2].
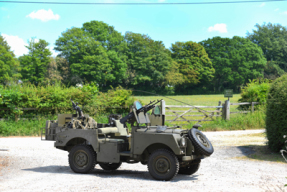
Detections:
[42, 99, 214, 181]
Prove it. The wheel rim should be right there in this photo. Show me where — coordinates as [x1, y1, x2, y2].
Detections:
[74, 150, 89, 169]
[154, 156, 170, 174]
[196, 133, 210, 148]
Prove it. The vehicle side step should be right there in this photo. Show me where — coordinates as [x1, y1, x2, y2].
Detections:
[120, 151, 131, 156]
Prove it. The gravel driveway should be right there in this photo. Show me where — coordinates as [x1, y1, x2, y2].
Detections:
[0, 130, 286, 192]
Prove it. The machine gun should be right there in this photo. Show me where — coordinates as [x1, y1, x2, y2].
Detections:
[120, 99, 162, 125]
[70, 99, 84, 120]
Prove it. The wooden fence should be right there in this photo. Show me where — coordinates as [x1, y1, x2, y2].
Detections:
[165, 101, 261, 125]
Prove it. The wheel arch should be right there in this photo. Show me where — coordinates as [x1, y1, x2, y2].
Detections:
[64, 137, 95, 152]
[141, 143, 174, 161]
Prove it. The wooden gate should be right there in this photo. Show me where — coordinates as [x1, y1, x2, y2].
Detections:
[165, 102, 222, 125]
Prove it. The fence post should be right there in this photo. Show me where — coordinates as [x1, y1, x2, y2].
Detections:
[217, 101, 221, 118]
[251, 102, 255, 113]
[222, 103, 225, 120]
[223, 100, 230, 120]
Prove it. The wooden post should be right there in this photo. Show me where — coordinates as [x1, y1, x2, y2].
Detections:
[251, 102, 255, 113]
[222, 103, 225, 120]
[224, 100, 230, 120]
[217, 101, 221, 118]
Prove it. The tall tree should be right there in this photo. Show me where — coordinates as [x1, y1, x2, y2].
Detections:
[124, 32, 174, 92]
[201, 36, 267, 92]
[55, 27, 127, 87]
[247, 23, 287, 79]
[19, 39, 52, 84]
[0, 35, 21, 84]
[170, 41, 214, 94]
[45, 57, 63, 83]
[82, 20, 126, 52]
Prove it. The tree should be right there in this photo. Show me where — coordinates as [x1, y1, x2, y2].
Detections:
[19, 39, 52, 84]
[56, 56, 70, 85]
[170, 41, 214, 94]
[200, 36, 267, 92]
[124, 32, 174, 92]
[247, 23, 287, 79]
[55, 27, 127, 87]
[82, 20, 126, 52]
[45, 57, 62, 83]
[0, 35, 21, 84]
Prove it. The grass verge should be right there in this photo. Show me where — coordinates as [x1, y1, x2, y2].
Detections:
[215, 131, 286, 163]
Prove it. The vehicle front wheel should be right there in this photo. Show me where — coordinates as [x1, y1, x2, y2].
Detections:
[148, 149, 179, 181]
[99, 162, 122, 170]
[178, 159, 201, 175]
[68, 144, 96, 173]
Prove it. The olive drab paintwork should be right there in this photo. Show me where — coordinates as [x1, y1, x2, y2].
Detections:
[42, 99, 214, 181]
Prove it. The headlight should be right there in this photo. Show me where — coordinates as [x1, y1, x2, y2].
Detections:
[180, 138, 186, 147]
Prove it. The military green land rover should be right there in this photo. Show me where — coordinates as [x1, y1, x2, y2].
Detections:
[42, 99, 214, 181]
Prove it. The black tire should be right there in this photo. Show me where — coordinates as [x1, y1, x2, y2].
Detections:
[188, 128, 214, 156]
[147, 149, 179, 181]
[68, 144, 96, 173]
[99, 162, 122, 171]
[178, 159, 201, 175]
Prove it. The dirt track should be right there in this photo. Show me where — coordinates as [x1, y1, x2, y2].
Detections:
[0, 130, 286, 192]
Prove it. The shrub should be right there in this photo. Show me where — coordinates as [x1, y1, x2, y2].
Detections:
[238, 79, 270, 110]
[266, 75, 287, 152]
[0, 83, 134, 119]
[239, 79, 271, 103]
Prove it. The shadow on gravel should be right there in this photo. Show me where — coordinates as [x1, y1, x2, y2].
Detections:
[213, 146, 256, 159]
[239, 145, 286, 163]
[23, 166, 198, 181]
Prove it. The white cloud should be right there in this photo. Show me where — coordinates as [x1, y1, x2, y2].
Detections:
[208, 23, 227, 33]
[26, 9, 60, 22]
[49, 47, 58, 57]
[281, 11, 287, 15]
[275, 8, 279, 12]
[2, 34, 28, 57]
[259, 3, 265, 7]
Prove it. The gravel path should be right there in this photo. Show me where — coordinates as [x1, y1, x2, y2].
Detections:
[0, 130, 286, 192]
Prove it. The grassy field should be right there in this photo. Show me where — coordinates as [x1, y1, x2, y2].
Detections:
[135, 94, 241, 106]
[135, 94, 265, 131]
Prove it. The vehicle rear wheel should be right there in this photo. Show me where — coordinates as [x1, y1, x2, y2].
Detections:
[68, 144, 96, 173]
[148, 149, 179, 181]
[99, 162, 122, 170]
[178, 159, 201, 175]
[188, 128, 214, 156]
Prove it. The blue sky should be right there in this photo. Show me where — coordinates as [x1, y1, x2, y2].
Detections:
[1, 0, 287, 57]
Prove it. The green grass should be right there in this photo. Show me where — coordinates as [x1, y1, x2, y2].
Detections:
[0, 114, 111, 137]
[135, 94, 241, 106]
[136, 94, 263, 130]
[0, 117, 54, 136]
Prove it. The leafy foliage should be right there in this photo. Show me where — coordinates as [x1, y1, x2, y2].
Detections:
[0, 35, 21, 84]
[19, 39, 52, 85]
[55, 26, 127, 87]
[124, 32, 174, 93]
[201, 36, 267, 92]
[266, 74, 287, 152]
[0, 83, 134, 119]
[238, 79, 271, 104]
[171, 41, 214, 94]
[247, 23, 287, 79]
